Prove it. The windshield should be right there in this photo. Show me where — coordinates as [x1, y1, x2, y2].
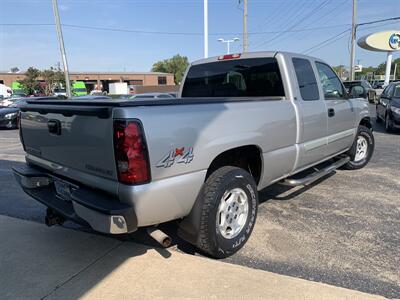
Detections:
[181, 57, 285, 98]
[73, 88, 87, 93]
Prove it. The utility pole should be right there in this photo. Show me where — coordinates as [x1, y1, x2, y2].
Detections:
[52, 0, 71, 98]
[349, 0, 357, 81]
[243, 0, 249, 52]
[204, 0, 209, 58]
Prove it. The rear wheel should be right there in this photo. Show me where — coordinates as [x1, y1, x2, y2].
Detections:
[196, 166, 258, 258]
[342, 125, 374, 170]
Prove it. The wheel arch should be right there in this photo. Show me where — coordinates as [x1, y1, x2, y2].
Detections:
[360, 116, 372, 129]
[178, 144, 263, 245]
[205, 144, 263, 185]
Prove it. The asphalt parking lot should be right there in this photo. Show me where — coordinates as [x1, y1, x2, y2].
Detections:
[0, 110, 399, 298]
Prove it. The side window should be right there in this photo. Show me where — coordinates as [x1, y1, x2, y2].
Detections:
[394, 85, 400, 98]
[292, 58, 319, 101]
[387, 85, 395, 98]
[315, 62, 345, 99]
[381, 86, 389, 98]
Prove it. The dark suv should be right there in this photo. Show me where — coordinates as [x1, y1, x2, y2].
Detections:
[376, 82, 400, 132]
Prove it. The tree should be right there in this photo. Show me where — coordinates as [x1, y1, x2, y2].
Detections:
[151, 54, 189, 85]
[20, 67, 40, 95]
[10, 67, 20, 73]
[41, 67, 65, 96]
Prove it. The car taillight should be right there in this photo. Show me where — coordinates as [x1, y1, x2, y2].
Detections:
[218, 53, 241, 60]
[113, 120, 150, 185]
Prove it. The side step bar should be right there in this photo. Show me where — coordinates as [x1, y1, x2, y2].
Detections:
[281, 156, 350, 187]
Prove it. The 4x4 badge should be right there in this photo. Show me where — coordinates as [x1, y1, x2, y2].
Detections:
[156, 147, 194, 168]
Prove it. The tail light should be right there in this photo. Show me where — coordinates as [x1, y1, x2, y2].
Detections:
[218, 53, 241, 60]
[113, 120, 151, 185]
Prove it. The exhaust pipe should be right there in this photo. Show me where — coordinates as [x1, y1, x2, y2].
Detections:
[45, 209, 65, 227]
[147, 227, 172, 248]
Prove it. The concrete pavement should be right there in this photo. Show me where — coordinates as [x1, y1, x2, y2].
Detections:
[0, 216, 386, 300]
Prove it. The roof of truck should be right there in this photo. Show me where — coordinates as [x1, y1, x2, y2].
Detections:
[190, 51, 321, 66]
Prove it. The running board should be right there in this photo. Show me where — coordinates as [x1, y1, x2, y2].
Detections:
[281, 156, 350, 187]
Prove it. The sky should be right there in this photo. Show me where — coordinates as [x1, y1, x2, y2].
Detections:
[0, 0, 399, 72]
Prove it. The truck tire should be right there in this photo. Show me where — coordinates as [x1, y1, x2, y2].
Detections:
[196, 166, 258, 258]
[342, 125, 374, 170]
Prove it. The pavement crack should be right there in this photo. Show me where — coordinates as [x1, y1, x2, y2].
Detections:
[40, 241, 124, 300]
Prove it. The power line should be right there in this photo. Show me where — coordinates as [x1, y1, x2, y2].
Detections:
[0, 23, 350, 36]
[302, 16, 400, 55]
[251, 0, 312, 50]
[253, 0, 332, 50]
[272, 0, 349, 51]
[302, 29, 351, 54]
[357, 16, 400, 27]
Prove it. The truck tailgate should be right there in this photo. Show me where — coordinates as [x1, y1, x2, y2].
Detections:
[20, 103, 117, 182]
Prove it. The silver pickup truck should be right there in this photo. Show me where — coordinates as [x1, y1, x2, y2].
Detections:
[14, 52, 374, 258]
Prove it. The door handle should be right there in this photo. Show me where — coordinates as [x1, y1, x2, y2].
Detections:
[47, 119, 62, 135]
[328, 108, 335, 117]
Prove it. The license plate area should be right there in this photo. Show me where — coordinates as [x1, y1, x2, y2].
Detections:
[53, 179, 77, 202]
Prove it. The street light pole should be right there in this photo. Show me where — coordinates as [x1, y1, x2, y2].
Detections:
[204, 0, 209, 58]
[349, 0, 357, 81]
[243, 0, 248, 52]
[218, 38, 240, 54]
[52, 0, 71, 98]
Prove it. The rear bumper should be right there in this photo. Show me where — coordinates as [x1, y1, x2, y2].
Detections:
[13, 164, 137, 234]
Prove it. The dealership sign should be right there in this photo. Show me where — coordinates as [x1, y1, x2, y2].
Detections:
[358, 31, 400, 52]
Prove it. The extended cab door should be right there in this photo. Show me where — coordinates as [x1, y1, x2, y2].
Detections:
[315, 62, 356, 157]
[291, 57, 328, 170]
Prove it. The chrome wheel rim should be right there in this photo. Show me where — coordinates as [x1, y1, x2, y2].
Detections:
[354, 136, 368, 162]
[217, 188, 249, 239]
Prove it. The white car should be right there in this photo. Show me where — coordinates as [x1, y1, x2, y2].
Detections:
[0, 84, 13, 99]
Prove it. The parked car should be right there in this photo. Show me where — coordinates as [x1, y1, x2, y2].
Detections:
[53, 87, 67, 97]
[0, 83, 13, 99]
[129, 92, 174, 99]
[372, 80, 384, 89]
[343, 80, 377, 103]
[0, 94, 25, 107]
[14, 52, 374, 258]
[72, 81, 88, 97]
[11, 81, 25, 95]
[0, 106, 19, 129]
[90, 90, 107, 96]
[376, 82, 400, 132]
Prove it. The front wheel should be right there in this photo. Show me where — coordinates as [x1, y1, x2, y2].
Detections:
[196, 166, 258, 258]
[342, 125, 374, 170]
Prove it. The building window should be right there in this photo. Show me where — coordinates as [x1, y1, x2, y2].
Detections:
[129, 80, 143, 86]
[158, 76, 167, 85]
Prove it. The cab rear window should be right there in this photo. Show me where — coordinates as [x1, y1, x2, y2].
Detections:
[181, 58, 285, 98]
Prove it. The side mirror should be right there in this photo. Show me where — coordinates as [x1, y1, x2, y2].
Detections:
[349, 86, 365, 98]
